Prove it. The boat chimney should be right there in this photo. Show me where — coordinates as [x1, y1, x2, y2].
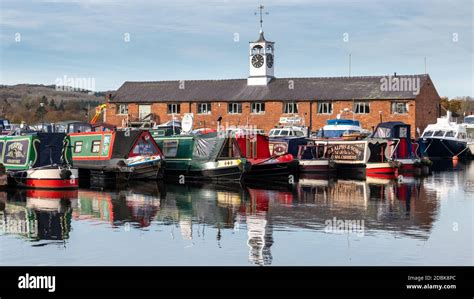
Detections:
[447, 110, 452, 122]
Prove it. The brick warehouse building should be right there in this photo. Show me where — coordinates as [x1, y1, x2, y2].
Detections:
[105, 30, 441, 137]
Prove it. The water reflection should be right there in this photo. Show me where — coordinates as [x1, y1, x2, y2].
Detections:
[0, 161, 471, 265]
[0, 190, 76, 244]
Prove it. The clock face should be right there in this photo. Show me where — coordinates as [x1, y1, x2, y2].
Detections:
[251, 54, 264, 68]
[266, 54, 274, 68]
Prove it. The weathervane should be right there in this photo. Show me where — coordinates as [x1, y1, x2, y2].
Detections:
[255, 5, 269, 32]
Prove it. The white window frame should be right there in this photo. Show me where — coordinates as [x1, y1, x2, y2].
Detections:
[117, 104, 128, 115]
[167, 103, 180, 114]
[284, 102, 298, 114]
[198, 103, 212, 115]
[317, 102, 333, 114]
[392, 102, 409, 114]
[228, 103, 242, 114]
[91, 140, 101, 153]
[74, 141, 83, 153]
[354, 101, 370, 114]
[251, 102, 265, 114]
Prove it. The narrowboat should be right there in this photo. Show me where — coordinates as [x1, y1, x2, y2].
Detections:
[235, 133, 297, 180]
[154, 132, 249, 181]
[69, 130, 164, 183]
[296, 140, 336, 175]
[418, 111, 469, 159]
[269, 136, 308, 157]
[370, 122, 431, 175]
[315, 139, 400, 179]
[0, 133, 78, 189]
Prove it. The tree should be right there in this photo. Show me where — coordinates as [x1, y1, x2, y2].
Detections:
[440, 97, 462, 113]
[58, 100, 65, 111]
[49, 98, 57, 110]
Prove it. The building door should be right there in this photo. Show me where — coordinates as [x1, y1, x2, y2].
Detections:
[138, 104, 151, 120]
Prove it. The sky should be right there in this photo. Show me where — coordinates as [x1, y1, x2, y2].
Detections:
[0, 0, 472, 97]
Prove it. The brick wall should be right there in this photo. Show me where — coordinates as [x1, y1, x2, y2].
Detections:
[106, 95, 438, 137]
[414, 77, 440, 137]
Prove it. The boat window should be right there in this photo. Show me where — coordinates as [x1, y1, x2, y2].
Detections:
[422, 131, 433, 137]
[219, 139, 241, 159]
[434, 130, 445, 137]
[374, 127, 391, 138]
[91, 140, 101, 153]
[132, 136, 159, 156]
[280, 130, 289, 136]
[74, 141, 83, 153]
[399, 127, 408, 138]
[458, 132, 466, 139]
[163, 140, 179, 157]
[295, 131, 304, 137]
[445, 131, 455, 137]
[271, 130, 280, 136]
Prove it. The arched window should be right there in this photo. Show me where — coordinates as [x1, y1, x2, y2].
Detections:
[265, 45, 273, 54]
[251, 45, 263, 55]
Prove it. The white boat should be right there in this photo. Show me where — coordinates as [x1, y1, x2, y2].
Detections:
[269, 126, 307, 137]
[418, 111, 469, 159]
[462, 115, 474, 157]
[312, 119, 370, 139]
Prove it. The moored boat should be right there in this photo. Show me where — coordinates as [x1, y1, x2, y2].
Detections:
[312, 119, 370, 140]
[235, 133, 297, 180]
[418, 111, 469, 159]
[0, 133, 78, 189]
[69, 130, 164, 184]
[462, 115, 474, 157]
[315, 139, 400, 179]
[369, 122, 430, 176]
[154, 132, 249, 181]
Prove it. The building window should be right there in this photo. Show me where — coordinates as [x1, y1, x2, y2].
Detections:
[354, 101, 370, 114]
[117, 104, 128, 115]
[391, 102, 408, 114]
[284, 102, 298, 114]
[74, 141, 83, 153]
[317, 102, 333, 114]
[91, 140, 101, 153]
[251, 102, 265, 114]
[198, 103, 211, 114]
[163, 140, 179, 157]
[228, 103, 242, 114]
[167, 103, 181, 114]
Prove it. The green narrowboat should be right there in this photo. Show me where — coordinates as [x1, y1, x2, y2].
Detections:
[69, 130, 164, 183]
[0, 133, 78, 189]
[155, 132, 249, 181]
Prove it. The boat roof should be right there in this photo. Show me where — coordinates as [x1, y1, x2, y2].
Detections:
[375, 121, 409, 129]
[326, 119, 360, 126]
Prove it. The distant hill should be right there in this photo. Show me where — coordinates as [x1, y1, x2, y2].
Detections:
[0, 84, 114, 124]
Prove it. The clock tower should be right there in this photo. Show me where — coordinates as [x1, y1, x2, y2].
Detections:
[248, 6, 274, 86]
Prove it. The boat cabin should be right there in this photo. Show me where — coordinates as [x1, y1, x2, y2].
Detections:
[370, 122, 417, 159]
[0, 133, 72, 171]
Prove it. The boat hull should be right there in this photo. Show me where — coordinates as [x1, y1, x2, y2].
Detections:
[298, 159, 335, 174]
[245, 160, 298, 180]
[162, 157, 247, 182]
[366, 162, 398, 179]
[8, 168, 79, 189]
[418, 138, 468, 159]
